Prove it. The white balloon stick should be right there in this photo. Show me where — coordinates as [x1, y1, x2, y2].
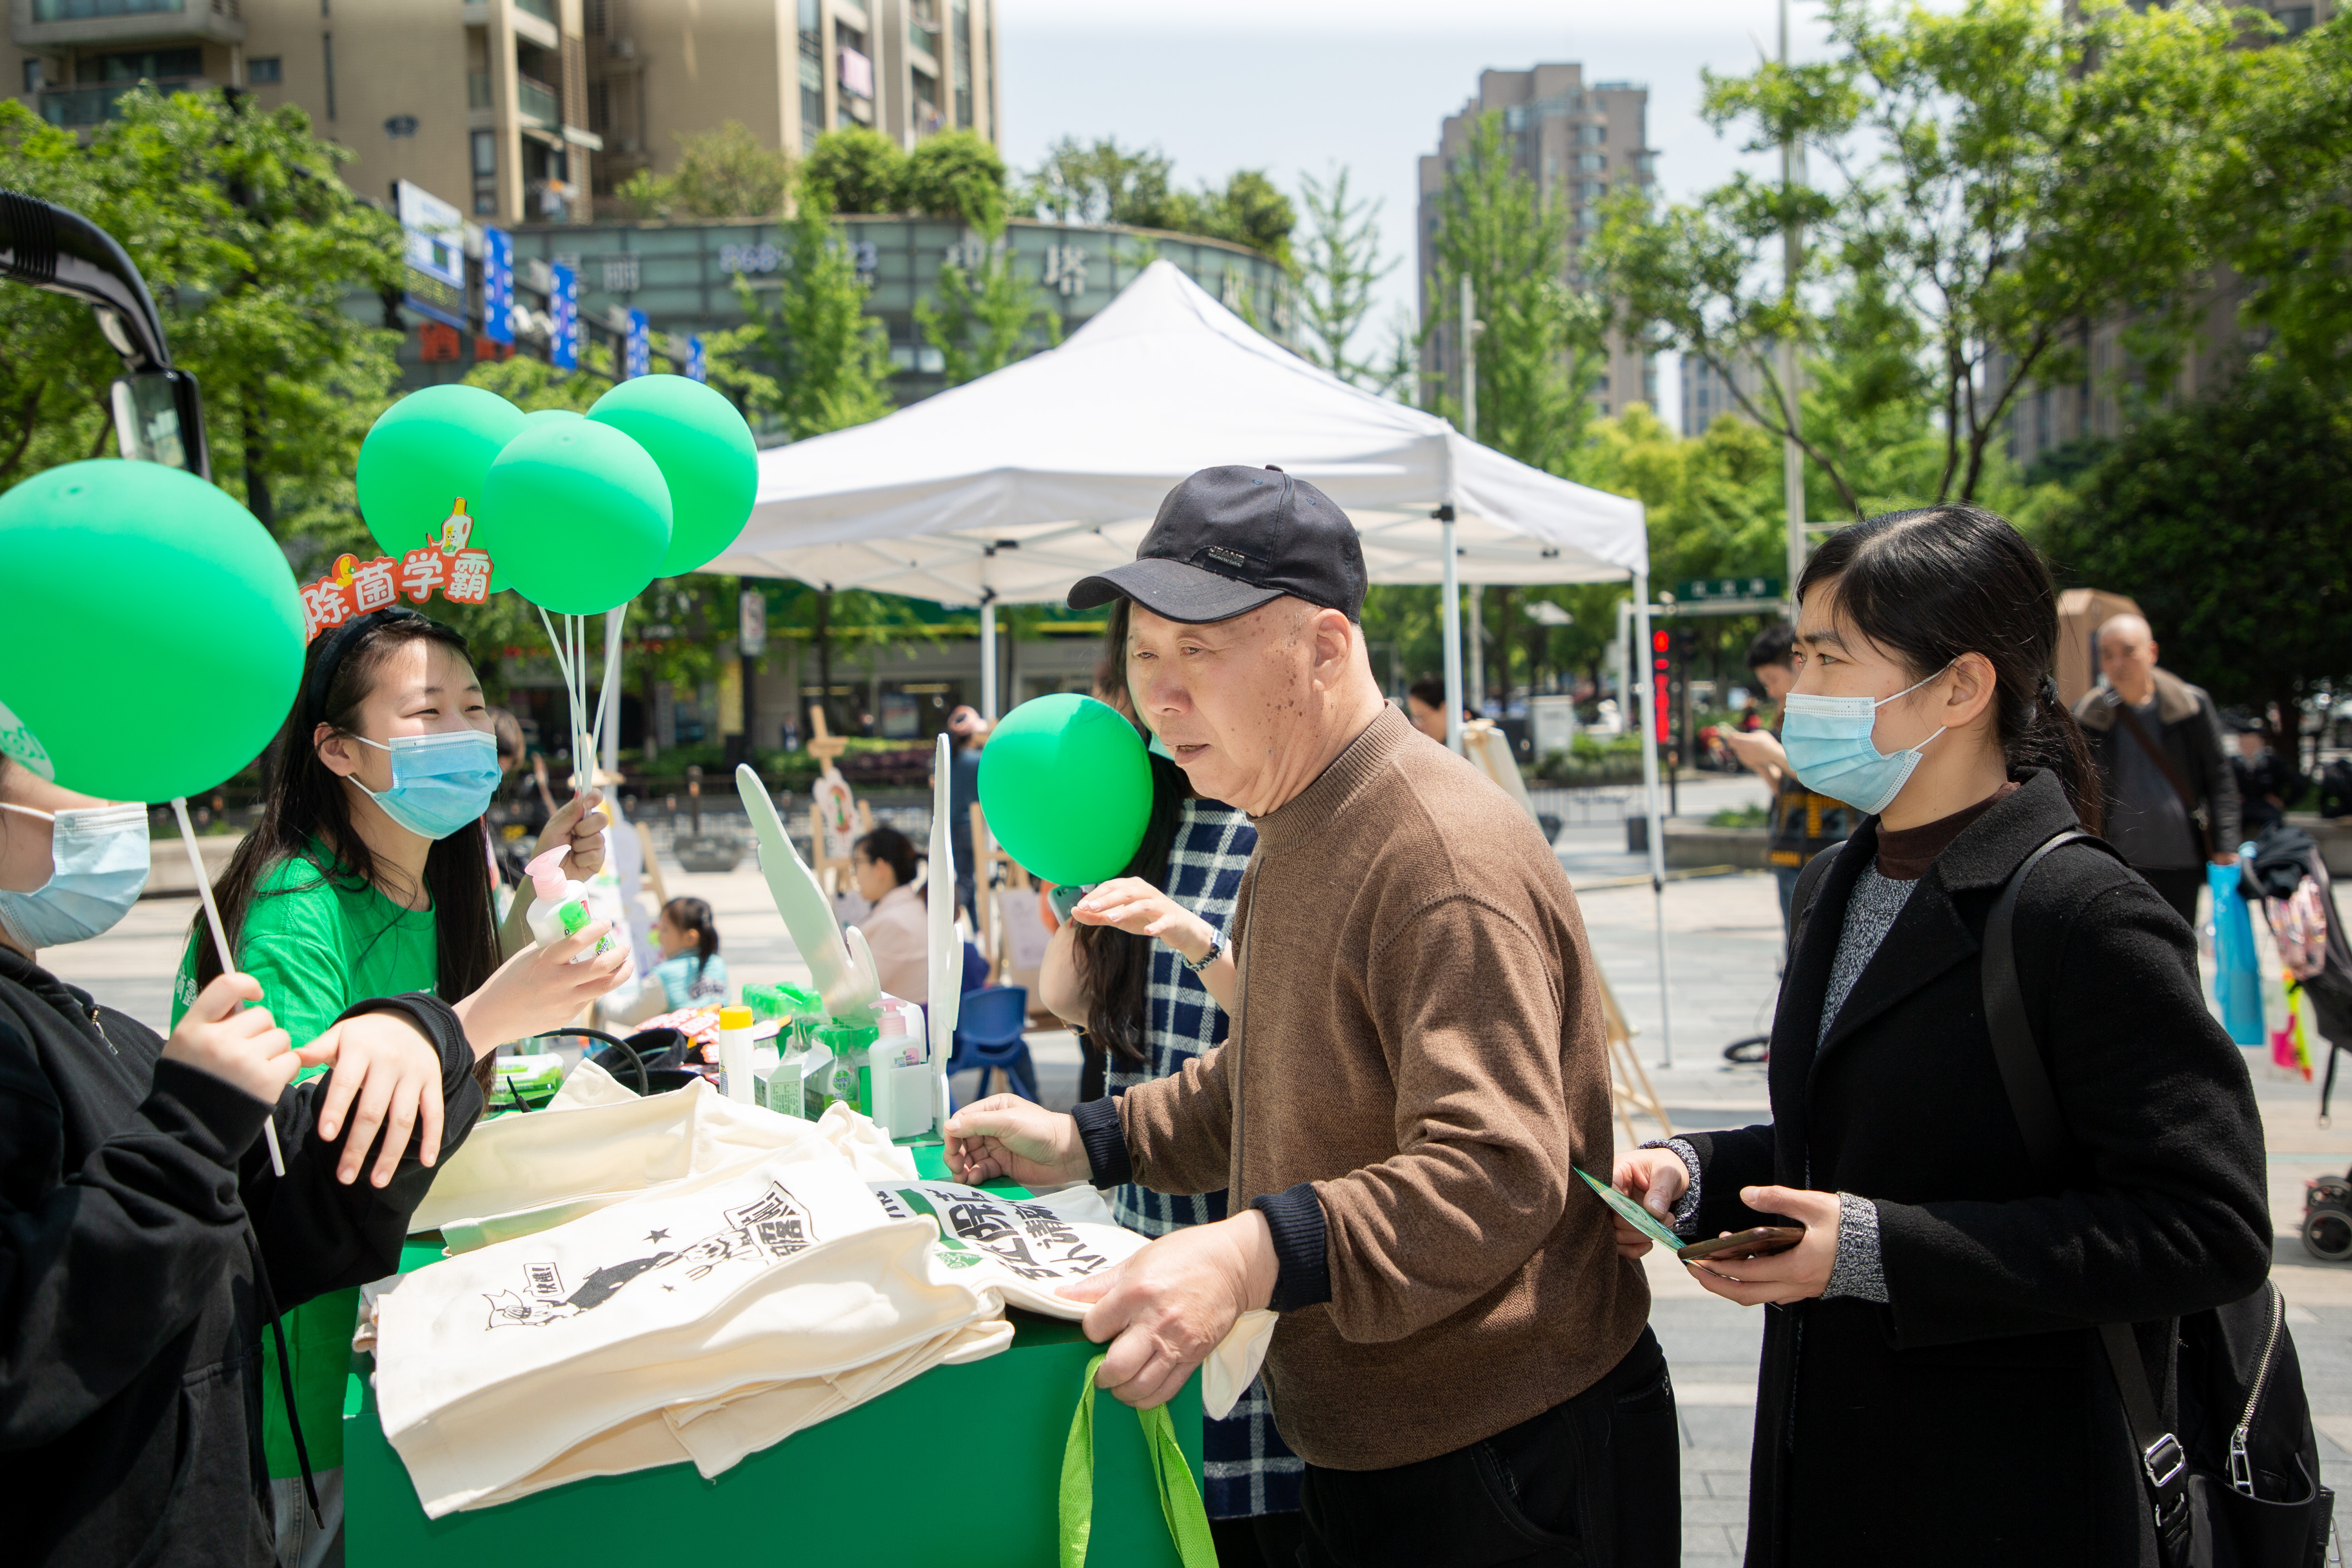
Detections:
[174, 797, 284, 1177]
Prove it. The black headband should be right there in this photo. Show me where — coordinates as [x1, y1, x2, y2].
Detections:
[300, 606, 431, 733]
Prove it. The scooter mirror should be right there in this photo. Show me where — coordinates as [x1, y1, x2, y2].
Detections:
[108, 368, 210, 479]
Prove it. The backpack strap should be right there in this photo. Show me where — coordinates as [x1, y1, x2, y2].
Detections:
[1980, 829, 2192, 1558]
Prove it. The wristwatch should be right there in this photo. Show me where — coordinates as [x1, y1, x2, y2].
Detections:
[1180, 928, 1227, 974]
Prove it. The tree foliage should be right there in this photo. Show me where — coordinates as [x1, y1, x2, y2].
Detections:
[2223, 15, 2352, 397]
[705, 176, 893, 441]
[614, 120, 793, 220]
[901, 130, 1008, 230]
[1293, 167, 1395, 386]
[914, 215, 1059, 387]
[801, 127, 908, 215]
[1018, 136, 1296, 264]
[1426, 112, 1607, 478]
[2039, 366, 2352, 753]
[0, 90, 402, 527]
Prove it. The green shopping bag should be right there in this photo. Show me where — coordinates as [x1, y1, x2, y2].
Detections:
[1059, 1352, 1218, 1568]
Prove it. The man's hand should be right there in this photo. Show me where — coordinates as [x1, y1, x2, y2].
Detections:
[2211, 851, 2240, 867]
[942, 1094, 1090, 1187]
[1058, 1210, 1278, 1409]
[300, 1012, 450, 1187]
[1686, 1185, 1842, 1307]
[534, 788, 608, 883]
[1719, 727, 1787, 785]
[1609, 1147, 1691, 1260]
[163, 973, 302, 1105]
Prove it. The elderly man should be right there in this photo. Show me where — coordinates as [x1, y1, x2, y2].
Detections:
[945, 466, 1670, 1567]
[2073, 613, 2240, 924]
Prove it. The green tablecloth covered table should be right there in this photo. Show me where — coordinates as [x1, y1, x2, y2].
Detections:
[343, 1142, 1202, 1567]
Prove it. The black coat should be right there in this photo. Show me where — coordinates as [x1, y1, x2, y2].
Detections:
[1685, 770, 2271, 1568]
[0, 950, 483, 1567]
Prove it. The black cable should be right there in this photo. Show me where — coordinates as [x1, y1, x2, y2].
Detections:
[531, 1027, 648, 1095]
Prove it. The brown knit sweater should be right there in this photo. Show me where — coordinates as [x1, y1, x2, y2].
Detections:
[1105, 704, 1649, 1470]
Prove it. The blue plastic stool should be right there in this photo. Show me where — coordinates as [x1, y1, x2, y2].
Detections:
[946, 985, 1039, 1107]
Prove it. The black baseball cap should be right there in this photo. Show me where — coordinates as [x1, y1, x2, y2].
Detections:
[1068, 465, 1368, 624]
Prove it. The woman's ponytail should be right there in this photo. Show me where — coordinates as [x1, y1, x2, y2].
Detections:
[1797, 504, 2105, 832]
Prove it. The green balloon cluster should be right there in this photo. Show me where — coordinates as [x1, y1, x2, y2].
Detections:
[0, 461, 304, 802]
[355, 375, 758, 617]
[976, 694, 1154, 887]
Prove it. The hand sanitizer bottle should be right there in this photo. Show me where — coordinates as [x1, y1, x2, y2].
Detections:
[522, 846, 617, 964]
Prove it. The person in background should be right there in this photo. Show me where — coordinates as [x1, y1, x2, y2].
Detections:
[1722, 622, 1856, 934]
[1035, 597, 1291, 1567]
[1403, 673, 1467, 745]
[649, 897, 728, 1010]
[483, 706, 550, 888]
[850, 825, 929, 1004]
[2231, 720, 2292, 841]
[1612, 505, 2267, 1564]
[941, 706, 988, 928]
[2073, 613, 2241, 924]
[174, 606, 626, 1566]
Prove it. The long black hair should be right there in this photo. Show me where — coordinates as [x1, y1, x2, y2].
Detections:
[660, 895, 720, 977]
[1798, 504, 2105, 832]
[1073, 596, 1194, 1063]
[191, 610, 504, 1017]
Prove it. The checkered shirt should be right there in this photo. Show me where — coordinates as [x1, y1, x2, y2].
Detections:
[1102, 798, 1300, 1519]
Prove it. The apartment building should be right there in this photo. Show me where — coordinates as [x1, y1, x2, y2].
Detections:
[1681, 352, 1766, 438]
[9, 0, 999, 227]
[1417, 63, 1658, 422]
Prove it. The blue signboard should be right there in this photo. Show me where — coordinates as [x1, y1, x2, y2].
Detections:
[685, 334, 706, 384]
[625, 308, 651, 380]
[549, 263, 578, 371]
[395, 179, 467, 330]
[480, 227, 513, 345]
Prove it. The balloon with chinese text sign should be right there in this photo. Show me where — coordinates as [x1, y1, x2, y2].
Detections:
[479, 418, 671, 614]
[975, 693, 1153, 887]
[357, 383, 527, 593]
[587, 374, 757, 577]
[0, 460, 303, 801]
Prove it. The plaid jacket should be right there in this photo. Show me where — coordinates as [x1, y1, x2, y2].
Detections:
[1102, 799, 1299, 1519]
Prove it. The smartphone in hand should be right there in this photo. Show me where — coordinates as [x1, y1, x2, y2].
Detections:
[1678, 1225, 1805, 1264]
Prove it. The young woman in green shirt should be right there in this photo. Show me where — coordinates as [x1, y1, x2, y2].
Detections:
[173, 605, 627, 1565]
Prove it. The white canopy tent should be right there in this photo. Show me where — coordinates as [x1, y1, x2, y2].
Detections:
[712, 259, 1678, 1057]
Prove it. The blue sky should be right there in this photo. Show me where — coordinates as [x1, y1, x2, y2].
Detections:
[998, 0, 1840, 429]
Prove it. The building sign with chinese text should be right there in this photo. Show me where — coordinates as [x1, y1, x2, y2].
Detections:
[480, 226, 513, 345]
[396, 179, 468, 330]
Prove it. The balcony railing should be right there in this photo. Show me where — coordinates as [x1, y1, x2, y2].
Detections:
[468, 71, 492, 109]
[36, 0, 181, 17]
[514, 0, 554, 21]
[39, 78, 190, 125]
[516, 74, 559, 126]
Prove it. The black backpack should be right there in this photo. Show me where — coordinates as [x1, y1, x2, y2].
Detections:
[2318, 758, 2352, 821]
[1984, 832, 2334, 1568]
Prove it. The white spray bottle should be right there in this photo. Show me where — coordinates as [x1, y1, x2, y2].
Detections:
[522, 845, 619, 963]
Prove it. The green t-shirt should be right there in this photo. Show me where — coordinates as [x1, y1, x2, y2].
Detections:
[172, 842, 439, 1478]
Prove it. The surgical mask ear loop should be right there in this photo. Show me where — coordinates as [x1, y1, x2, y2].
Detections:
[171, 796, 285, 1177]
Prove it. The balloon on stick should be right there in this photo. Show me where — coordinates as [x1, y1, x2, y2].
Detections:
[977, 694, 1154, 887]
[0, 460, 304, 802]
[479, 418, 673, 615]
[356, 384, 526, 589]
[587, 375, 757, 577]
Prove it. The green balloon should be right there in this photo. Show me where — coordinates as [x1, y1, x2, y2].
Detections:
[977, 694, 1153, 886]
[588, 375, 758, 576]
[358, 386, 527, 592]
[479, 419, 672, 614]
[0, 461, 304, 802]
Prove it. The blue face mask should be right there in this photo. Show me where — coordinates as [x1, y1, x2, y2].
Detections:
[349, 729, 501, 841]
[0, 801, 150, 950]
[1779, 666, 1951, 817]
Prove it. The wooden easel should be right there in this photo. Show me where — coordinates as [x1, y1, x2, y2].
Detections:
[803, 706, 873, 898]
[1594, 964, 1674, 1144]
[968, 802, 1030, 980]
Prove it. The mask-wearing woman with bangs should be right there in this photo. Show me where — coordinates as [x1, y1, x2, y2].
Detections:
[171, 606, 628, 1567]
[1610, 507, 2269, 1566]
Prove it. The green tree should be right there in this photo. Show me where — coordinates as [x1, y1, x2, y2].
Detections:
[1427, 111, 1607, 477]
[707, 176, 894, 440]
[1185, 170, 1295, 269]
[2039, 367, 2352, 760]
[1293, 167, 1396, 386]
[914, 216, 1059, 386]
[0, 91, 402, 525]
[802, 127, 907, 215]
[2221, 15, 2352, 397]
[614, 120, 794, 220]
[1021, 136, 1177, 226]
[900, 129, 1008, 229]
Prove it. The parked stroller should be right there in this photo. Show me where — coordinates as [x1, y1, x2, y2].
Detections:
[2248, 827, 2352, 1121]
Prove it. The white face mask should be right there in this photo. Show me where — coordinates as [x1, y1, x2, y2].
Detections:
[0, 801, 151, 950]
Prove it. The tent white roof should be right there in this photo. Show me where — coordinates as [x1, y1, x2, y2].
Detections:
[712, 260, 1646, 604]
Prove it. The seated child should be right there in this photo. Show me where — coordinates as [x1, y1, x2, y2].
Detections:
[648, 896, 729, 1009]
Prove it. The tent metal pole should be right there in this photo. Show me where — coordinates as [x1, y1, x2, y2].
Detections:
[978, 589, 999, 721]
[1633, 572, 1673, 1068]
[1440, 516, 1463, 754]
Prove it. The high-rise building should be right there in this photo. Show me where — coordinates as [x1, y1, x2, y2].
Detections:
[8, 0, 1000, 227]
[1417, 64, 1658, 423]
[1681, 353, 1765, 439]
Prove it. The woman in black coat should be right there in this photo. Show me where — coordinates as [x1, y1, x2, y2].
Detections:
[1613, 506, 2270, 1568]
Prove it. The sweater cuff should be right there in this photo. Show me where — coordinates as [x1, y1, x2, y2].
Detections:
[1642, 1137, 1705, 1236]
[1071, 1095, 1132, 1189]
[1822, 1192, 1888, 1303]
[1250, 1183, 1331, 1313]
[144, 1056, 275, 1163]
[336, 993, 475, 1090]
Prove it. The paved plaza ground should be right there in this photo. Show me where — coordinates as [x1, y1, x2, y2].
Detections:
[51, 775, 2350, 1565]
